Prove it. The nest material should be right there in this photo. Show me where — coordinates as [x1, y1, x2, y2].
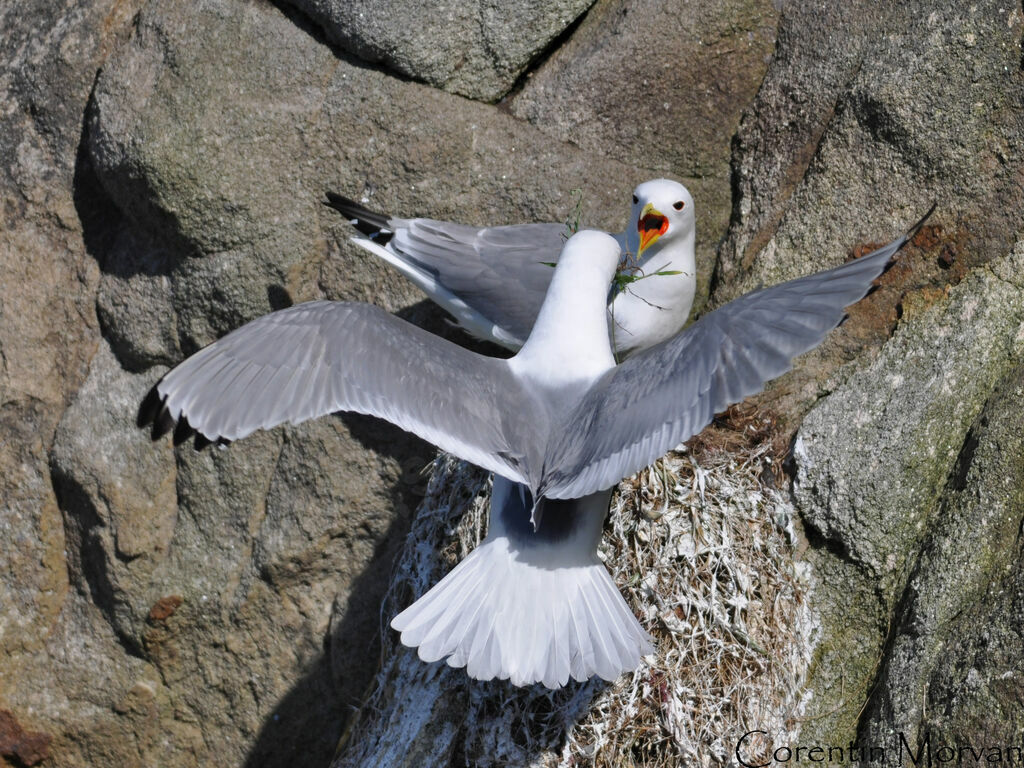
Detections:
[336, 434, 816, 768]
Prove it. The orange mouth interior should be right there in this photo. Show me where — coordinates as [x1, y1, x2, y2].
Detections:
[638, 212, 669, 253]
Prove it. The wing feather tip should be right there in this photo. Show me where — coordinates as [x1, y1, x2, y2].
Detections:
[150, 402, 175, 441]
[172, 415, 196, 446]
[906, 202, 937, 242]
[137, 385, 164, 428]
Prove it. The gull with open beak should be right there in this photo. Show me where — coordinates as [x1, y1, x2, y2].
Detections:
[325, 179, 696, 359]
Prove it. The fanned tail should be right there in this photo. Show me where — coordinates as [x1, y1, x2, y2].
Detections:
[391, 534, 653, 688]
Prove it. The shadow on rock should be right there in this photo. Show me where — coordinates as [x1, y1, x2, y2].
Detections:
[242, 500, 416, 768]
[73, 106, 188, 372]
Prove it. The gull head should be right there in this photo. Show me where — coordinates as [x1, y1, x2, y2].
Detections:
[629, 179, 695, 259]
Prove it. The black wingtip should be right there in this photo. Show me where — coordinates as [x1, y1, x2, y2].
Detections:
[904, 202, 937, 243]
[192, 433, 231, 452]
[322, 191, 393, 240]
[151, 403, 175, 441]
[137, 386, 163, 428]
[322, 190, 356, 214]
[173, 416, 196, 446]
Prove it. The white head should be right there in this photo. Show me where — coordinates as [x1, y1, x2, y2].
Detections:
[626, 179, 695, 261]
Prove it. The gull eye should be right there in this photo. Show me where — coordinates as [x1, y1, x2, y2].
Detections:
[673, 200, 685, 211]
[632, 194, 639, 205]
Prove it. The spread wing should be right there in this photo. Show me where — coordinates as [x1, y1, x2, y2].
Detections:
[542, 220, 927, 499]
[140, 300, 533, 483]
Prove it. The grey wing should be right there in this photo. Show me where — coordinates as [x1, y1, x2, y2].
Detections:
[144, 300, 531, 483]
[543, 228, 920, 499]
[391, 220, 569, 343]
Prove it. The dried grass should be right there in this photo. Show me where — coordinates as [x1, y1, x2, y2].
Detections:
[562, 439, 816, 767]
[338, 429, 817, 768]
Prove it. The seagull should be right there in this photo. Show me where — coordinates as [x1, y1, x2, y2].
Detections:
[324, 179, 697, 358]
[139, 207, 932, 687]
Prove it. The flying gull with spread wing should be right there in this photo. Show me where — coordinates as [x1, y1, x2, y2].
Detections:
[139, 206, 932, 688]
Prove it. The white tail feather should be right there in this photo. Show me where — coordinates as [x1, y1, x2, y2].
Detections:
[391, 535, 654, 688]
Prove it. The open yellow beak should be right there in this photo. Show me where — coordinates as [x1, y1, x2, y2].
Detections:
[637, 203, 669, 256]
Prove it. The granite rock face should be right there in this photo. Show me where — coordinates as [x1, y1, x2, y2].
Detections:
[0, 1, 140, 766]
[790, 244, 1024, 747]
[714, 0, 1024, 427]
[794, 246, 1024, 581]
[288, 0, 597, 102]
[3, 0, 1023, 765]
[860, 355, 1024, 752]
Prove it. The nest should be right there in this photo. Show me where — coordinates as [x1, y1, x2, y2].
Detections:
[336, 428, 817, 768]
[565, 441, 815, 767]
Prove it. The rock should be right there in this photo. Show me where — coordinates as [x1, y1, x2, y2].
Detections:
[0, 1, 156, 767]
[794, 243, 1024, 580]
[512, 0, 778, 178]
[716, 1, 1023, 304]
[287, 0, 596, 102]
[920, 562, 1024, 749]
[858, 359, 1024, 749]
[711, 0, 1024, 423]
[51, 344, 179, 649]
[0, 709, 52, 767]
[49, 340, 429, 764]
[790, 242, 1024, 744]
[332, 458, 489, 768]
[86, 0, 659, 360]
[0, 0, 124, 668]
[95, 223, 181, 371]
[719, 0, 1024, 748]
